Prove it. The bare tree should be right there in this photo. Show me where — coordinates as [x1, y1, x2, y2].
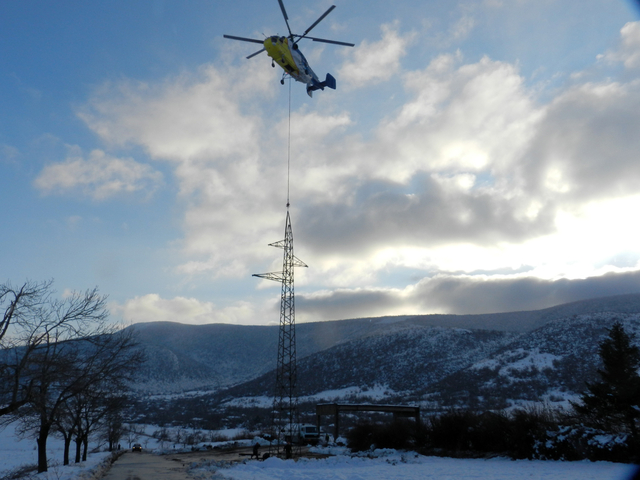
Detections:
[154, 427, 171, 449]
[125, 426, 139, 449]
[104, 404, 127, 452]
[0, 279, 53, 416]
[52, 397, 78, 466]
[1, 281, 142, 473]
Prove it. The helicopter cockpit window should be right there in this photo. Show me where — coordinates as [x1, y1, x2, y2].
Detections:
[270, 36, 279, 43]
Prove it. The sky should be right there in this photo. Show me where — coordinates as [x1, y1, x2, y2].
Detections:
[2, 0, 640, 326]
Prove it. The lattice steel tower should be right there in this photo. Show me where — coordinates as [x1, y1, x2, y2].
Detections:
[253, 207, 307, 456]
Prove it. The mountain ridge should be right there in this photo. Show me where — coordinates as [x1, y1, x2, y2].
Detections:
[127, 292, 640, 395]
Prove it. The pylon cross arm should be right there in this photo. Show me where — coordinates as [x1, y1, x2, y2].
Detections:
[252, 272, 284, 282]
[292, 256, 308, 268]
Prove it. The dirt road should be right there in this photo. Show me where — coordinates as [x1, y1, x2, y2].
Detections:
[101, 445, 264, 479]
[101, 445, 325, 479]
[101, 451, 194, 480]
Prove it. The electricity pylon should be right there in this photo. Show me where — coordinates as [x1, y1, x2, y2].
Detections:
[253, 209, 307, 457]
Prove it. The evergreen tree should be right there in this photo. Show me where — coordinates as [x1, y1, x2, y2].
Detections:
[573, 321, 640, 436]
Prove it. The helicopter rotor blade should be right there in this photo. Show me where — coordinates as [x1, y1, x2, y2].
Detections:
[246, 48, 266, 59]
[277, 0, 293, 37]
[301, 5, 336, 39]
[223, 35, 264, 45]
[308, 36, 355, 47]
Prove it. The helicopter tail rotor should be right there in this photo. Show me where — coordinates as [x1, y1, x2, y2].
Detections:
[323, 73, 336, 90]
[307, 73, 336, 97]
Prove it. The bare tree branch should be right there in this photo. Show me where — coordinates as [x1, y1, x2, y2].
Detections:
[1, 280, 142, 473]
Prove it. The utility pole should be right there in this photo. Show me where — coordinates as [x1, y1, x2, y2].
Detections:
[253, 208, 307, 457]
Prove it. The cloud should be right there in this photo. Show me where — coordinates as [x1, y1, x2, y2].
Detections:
[296, 54, 548, 259]
[114, 293, 258, 325]
[78, 65, 271, 163]
[78, 63, 362, 278]
[449, 13, 475, 41]
[297, 270, 640, 321]
[1, 144, 19, 164]
[78, 64, 289, 276]
[598, 21, 640, 69]
[338, 22, 415, 88]
[520, 80, 640, 204]
[34, 148, 163, 200]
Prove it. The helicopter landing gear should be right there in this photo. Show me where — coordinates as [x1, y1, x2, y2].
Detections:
[272, 60, 275, 68]
[281, 79, 285, 85]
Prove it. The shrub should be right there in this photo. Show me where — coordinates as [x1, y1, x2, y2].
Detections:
[428, 409, 478, 452]
[346, 420, 419, 451]
[508, 405, 557, 459]
[470, 411, 511, 454]
[347, 422, 378, 452]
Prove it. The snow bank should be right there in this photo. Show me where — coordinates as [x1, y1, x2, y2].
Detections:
[205, 451, 637, 480]
[0, 422, 118, 480]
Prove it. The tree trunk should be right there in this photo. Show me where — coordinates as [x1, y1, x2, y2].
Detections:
[82, 436, 88, 461]
[75, 437, 82, 463]
[63, 432, 72, 466]
[36, 422, 51, 473]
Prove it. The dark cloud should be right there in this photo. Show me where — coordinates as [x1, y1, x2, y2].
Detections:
[521, 81, 640, 204]
[294, 68, 640, 262]
[413, 270, 640, 314]
[297, 270, 640, 320]
[298, 288, 406, 321]
[296, 174, 556, 256]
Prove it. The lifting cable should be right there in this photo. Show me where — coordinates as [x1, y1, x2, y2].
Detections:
[286, 77, 292, 209]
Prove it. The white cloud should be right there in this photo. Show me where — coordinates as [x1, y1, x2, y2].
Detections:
[449, 13, 475, 41]
[338, 22, 415, 88]
[34, 148, 163, 200]
[114, 294, 258, 325]
[598, 21, 640, 69]
[1, 144, 19, 164]
[77, 62, 367, 279]
[77, 65, 274, 163]
[376, 54, 541, 180]
[78, 64, 289, 277]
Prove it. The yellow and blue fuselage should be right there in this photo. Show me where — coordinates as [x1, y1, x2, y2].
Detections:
[263, 36, 335, 97]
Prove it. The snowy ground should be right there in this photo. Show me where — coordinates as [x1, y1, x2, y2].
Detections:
[2, 423, 638, 480]
[197, 448, 639, 480]
[0, 422, 113, 480]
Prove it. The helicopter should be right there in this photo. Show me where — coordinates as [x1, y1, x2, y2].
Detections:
[224, 1, 354, 97]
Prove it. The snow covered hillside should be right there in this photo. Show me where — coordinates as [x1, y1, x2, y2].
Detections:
[126, 294, 640, 427]
[425, 313, 640, 410]
[128, 293, 640, 395]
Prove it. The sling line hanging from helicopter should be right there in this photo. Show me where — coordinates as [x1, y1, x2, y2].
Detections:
[286, 76, 291, 209]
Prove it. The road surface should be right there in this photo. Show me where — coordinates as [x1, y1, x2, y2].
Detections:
[102, 444, 322, 479]
[101, 451, 194, 480]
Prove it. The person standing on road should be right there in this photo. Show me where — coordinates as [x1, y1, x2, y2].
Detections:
[284, 442, 292, 459]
